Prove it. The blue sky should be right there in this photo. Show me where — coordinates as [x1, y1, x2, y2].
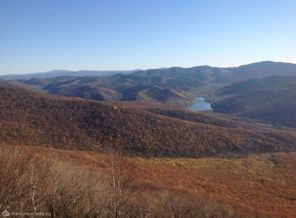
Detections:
[0, 0, 295, 74]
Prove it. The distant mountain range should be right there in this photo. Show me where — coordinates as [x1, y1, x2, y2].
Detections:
[2, 61, 296, 128]
[10, 61, 296, 104]
[2, 61, 296, 80]
[0, 69, 137, 80]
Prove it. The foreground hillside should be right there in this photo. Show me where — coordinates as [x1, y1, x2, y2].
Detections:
[212, 76, 296, 128]
[1, 145, 295, 218]
[1, 84, 296, 157]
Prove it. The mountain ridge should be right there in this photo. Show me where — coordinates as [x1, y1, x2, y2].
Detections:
[1, 61, 295, 80]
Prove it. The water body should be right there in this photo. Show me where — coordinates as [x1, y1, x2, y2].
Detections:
[187, 97, 212, 112]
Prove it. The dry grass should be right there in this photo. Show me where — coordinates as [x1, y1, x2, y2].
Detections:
[132, 153, 296, 218]
[0, 145, 241, 218]
[28, 147, 295, 218]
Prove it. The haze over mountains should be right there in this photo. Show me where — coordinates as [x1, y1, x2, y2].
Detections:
[0, 69, 137, 80]
[2, 61, 296, 81]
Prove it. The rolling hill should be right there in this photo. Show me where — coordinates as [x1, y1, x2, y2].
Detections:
[211, 76, 296, 128]
[1, 84, 296, 157]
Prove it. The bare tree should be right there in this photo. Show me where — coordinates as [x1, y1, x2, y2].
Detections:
[106, 145, 136, 218]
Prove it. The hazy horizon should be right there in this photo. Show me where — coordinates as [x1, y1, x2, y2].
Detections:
[1, 0, 295, 74]
[1, 60, 296, 76]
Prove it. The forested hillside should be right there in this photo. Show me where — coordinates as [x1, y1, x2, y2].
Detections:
[1, 84, 296, 157]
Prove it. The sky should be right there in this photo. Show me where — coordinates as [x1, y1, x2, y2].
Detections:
[0, 0, 295, 74]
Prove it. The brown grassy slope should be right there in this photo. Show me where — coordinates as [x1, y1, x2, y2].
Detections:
[26, 146, 296, 218]
[1, 84, 296, 157]
[1, 145, 253, 218]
